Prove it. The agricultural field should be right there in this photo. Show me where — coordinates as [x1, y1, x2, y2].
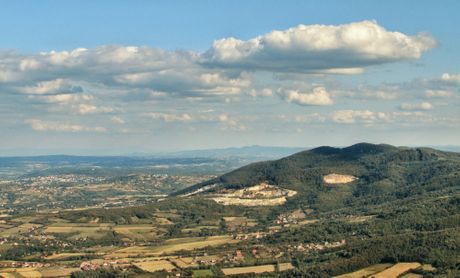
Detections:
[192, 269, 214, 277]
[278, 262, 295, 271]
[221, 264, 277, 275]
[335, 262, 424, 278]
[113, 225, 161, 241]
[223, 216, 257, 231]
[335, 263, 392, 278]
[44, 253, 88, 260]
[133, 260, 175, 272]
[0, 267, 80, 278]
[371, 263, 422, 278]
[45, 223, 112, 240]
[0, 223, 42, 237]
[400, 274, 423, 278]
[110, 235, 239, 257]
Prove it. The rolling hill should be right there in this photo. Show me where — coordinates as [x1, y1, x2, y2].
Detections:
[172, 142, 460, 211]
[17, 143, 458, 276]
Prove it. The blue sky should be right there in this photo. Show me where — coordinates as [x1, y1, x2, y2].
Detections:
[1, 1, 459, 155]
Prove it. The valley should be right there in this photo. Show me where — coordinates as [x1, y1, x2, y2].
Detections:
[0, 143, 459, 277]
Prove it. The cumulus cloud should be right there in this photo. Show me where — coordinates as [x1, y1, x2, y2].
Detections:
[25, 119, 106, 132]
[0, 21, 449, 141]
[425, 90, 453, 98]
[144, 112, 247, 131]
[203, 20, 435, 72]
[215, 113, 247, 131]
[441, 73, 460, 84]
[0, 46, 251, 100]
[27, 93, 115, 115]
[20, 79, 83, 95]
[76, 104, 114, 115]
[330, 110, 382, 124]
[111, 116, 125, 124]
[294, 113, 326, 123]
[247, 88, 273, 98]
[1, 21, 436, 106]
[146, 112, 193, 122]
[400, 102, 433, 111]
[32, 94, 93, 104]
[281, 86, 333, 106]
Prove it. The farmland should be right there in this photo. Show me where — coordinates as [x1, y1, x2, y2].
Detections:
[111, 235, 238, 257]
[221, 264, 276, 275]
[133, 260, 175, 272]
[335, 264, 392, 278]
[0, 144, 459, 277]
[371, 262, 422, 278]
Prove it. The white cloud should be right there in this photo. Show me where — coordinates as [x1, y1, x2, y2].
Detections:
[331, 110, 379, 124]
[373, 90, 400, 100]
[144, 112, 246, 131]
[77, 104, 114, 115]
[441, 73, 460, 84]
[19, 58, 40, 71]
[147, 112, 193, 122]
[32, 94, 93, 104]
[111, 116, 125, 124]
[0, 21, 437, 111]
[260, 88, 273, 97]
[425, 90, 453, 98]
[247, 88, 273, 98]
[26, 119, 106, 132]
[215, 113, 247, 131]
[282, 86, 333, 106]
[294, 113, 326, 123]
[203, 20, 435, 72]
[20, 79, 82, 95]
[1, 46, 251, 100]
[400, 102, 433, 111]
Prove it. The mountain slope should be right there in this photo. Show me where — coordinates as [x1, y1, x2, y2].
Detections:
[172, 143, 460, 211]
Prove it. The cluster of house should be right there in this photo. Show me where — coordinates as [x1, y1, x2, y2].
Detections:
[232, 231, 266, 240]
[0, 261, 50, 268]
[79, 260, 130, 271]
[288, 239, 346, 252]
[0, 238, 12, 245]
[275, 209, 310, 226]
[276, 214, 301, 225]
[190, 254, 219, 265]
[20, 175, 103, 187]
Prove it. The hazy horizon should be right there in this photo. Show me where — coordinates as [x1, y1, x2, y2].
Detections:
[1, 143, 460, 157]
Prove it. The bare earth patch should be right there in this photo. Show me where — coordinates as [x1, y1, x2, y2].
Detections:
[323, 173, 358, 184]
[211, 182, 297, 206]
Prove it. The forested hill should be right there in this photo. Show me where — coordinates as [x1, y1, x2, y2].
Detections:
[172, 143, 460, 211]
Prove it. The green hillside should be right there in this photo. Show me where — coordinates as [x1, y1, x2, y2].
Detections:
[172, 143, 460, 211]
[37, 143, 459, 277]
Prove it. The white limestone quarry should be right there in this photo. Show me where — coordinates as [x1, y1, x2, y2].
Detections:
[323, 173, 358, 184]
[211, 182, 297, 206]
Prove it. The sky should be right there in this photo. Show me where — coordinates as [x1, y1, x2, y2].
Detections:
[1, 0, 459, 155]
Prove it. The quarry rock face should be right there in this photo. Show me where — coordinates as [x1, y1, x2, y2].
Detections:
[212, 182, 297, 206]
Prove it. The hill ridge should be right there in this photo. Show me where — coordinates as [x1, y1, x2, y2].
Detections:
[171, 143, 459, 200]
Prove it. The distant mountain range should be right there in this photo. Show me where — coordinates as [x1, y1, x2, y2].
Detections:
[0, 146, 305, 178]
[149, 145, 306, 159]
